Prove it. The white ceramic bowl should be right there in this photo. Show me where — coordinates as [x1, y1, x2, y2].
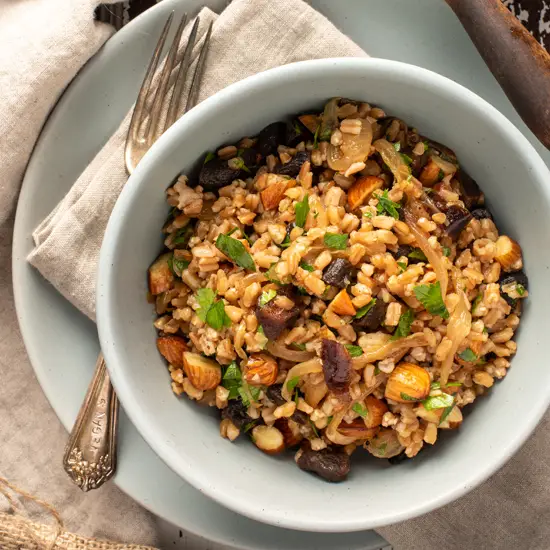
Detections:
[97, 58, 550, 532]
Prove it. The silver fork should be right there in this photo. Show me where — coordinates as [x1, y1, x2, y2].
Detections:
[63, 13, 212, 492]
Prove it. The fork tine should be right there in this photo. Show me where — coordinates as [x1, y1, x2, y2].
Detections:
[145, 13, 188, 147]
[125, 12, 173, 164]
[184, 21, 213, 113]
[163, 16, 201, 132]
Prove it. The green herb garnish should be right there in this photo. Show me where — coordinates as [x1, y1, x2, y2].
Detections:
[292, 343, 307, 351]
[168, 254, 190, 276]
[279, 234, 291, 249]
[423, 393, 454, 411]
[391, 309, 414, 341]
[446, 382, 463, 387]
[352, 402, 368, 418]
[364, 211, 373, 218]
[259, 289, 277, 307]
[393, 142, 401, 152]
[345, 345, 363, 358]
[203, 151, 216, 164]
[516, 284, 526, 296]
[238, 384, 261, 407]
[472, 293, 483, 314]
[408, 248, 428, 261]
[397, 261, 407, 272]
[438, 169, 445, 181]
[374, 190, 401, 219]
[286, 376, 300, 393]
[310, 420, 320, 438]
[205, 299, 231, 331]
[414, 281, 449, 319]
[257, 325, 265, 336]
[216, 232, 256, 271]
[196, 288, 216, 322]
[401, 153, 413, 166]
[295, 194, 310, 228]
[299, 261, 315, 272]
[324, 232, 348, 250]
[172, 226, 193, 248]
[313, 124, 320, 149]
[222, 362, 242, 400]
[442, 246, 451, 257]
[458, 348, 478, 362]
[400, 392, 419, 401]
[296, 286, 308, 296]
[196, 288, 231, 330]
[231, 156, 250, 173]
[439, 405, 454, 425]
[355, 299, 377, 319]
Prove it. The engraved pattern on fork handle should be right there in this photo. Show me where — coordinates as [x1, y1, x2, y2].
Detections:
[63, 354, 118, 492]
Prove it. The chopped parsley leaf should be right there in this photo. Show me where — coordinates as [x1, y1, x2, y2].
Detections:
[408, 248, 428, 261]
[355, 298, 377, 319]
[516, 283, 526, 296]
[397, 261, 407, 272]
[393, 142, 401, 152]
[442, 246, 451, 257]
[391, 309, 414, 341]
[423, 393, 454, 411]
[203, 151, 216, 164]
[324, 232, 348, 250]
[299, 261, 315, 272]
[400, 392, 419, 401]
[414, 281, 449, 319]
[352, 402, 368, 418]
[205, 299, 231, 331]
[374, 190, 401, 219]
[216, 232, 256, 271]
[259, 289, 277, 307]
[286, 376, 300, 393]
[440, 405, 455, 424]
[345, 344, 363, 358]
[458, 348, 477, 362]
[295, 194, 310, 228]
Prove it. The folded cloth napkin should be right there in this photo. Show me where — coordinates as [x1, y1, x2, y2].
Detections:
[28, 0, 366, 319]
[13, 0, 550, 548]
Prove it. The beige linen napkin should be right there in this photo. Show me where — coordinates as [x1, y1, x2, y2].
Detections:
[28, 0, 366, 319]
[8, 0, 550, 548]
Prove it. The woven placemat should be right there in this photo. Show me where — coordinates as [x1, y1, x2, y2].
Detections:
[0, 478, 158, 550]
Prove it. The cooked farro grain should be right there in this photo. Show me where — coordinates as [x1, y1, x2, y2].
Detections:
[147, 98, 528, 483]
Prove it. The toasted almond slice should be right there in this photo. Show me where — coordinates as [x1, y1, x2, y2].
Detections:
[252, 425, 285, 454]
[338, 418, 379, 440]
[385, 362, 431, 403]
[261, 180, 289, 211]
[274, 418, 303, 448]
[298, 114, 320, 134]
[244, 353, 279, 386]
[419, 158, 441, 186]
[347, 175, 384, 210]
[329, 289, 356, 316]
[439, 405, 463, 430]
[183, 352, 221, 391]
[495, 235, 523, 272]
[364, 395, 388, 429]
[157, 335, 188, 368]
[148, 253, 174, 295]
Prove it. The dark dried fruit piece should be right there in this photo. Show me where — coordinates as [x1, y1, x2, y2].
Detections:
[444, 205, 472, 240]
[456, 169, 484, 210]
[256, 289, 300, 341]
[222, 400, 254, 429]
[297, 447, 351, 482]
[277, 151, 309, 177]
[471, 208, 493, 221]
[199, 157, 241, 190]
[322, 259, 353, 288]
[353, 299, 387, 331]
[321, 339, 352, 394]
[266, 384, 286, 406]
[499, 270, 529, 306]
[258, 121, 287, 158]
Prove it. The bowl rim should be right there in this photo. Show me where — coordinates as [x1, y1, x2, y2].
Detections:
[97, 57, 550, 532]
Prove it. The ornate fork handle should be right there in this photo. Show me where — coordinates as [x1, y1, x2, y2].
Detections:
[63, 354, 118, 492]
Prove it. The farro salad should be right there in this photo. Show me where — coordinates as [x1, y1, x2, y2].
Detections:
[148, 98, 528, 482]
